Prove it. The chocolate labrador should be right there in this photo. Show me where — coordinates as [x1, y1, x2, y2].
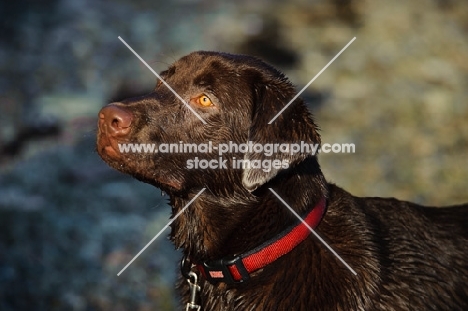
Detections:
[97, 51, 468, 310]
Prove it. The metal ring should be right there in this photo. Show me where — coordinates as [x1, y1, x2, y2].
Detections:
[180, 255, 193, 279]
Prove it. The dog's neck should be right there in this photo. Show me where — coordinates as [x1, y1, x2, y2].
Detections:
[191, 196, 327, 284]
[169, 157, 328, 263]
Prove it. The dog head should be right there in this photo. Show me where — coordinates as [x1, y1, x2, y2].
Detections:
[97, 51, 322, 195]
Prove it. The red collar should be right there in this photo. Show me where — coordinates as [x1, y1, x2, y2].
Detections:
[193, 197, 327, 285]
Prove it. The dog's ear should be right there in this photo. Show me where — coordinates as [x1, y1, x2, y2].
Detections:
[241, 71, 321, 192]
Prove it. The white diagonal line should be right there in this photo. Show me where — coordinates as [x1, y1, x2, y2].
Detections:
[118, 36, 207, 125]
[268, 37, 356, 124]
[268, 188, 357, 275]
[117, 188, 206, 276]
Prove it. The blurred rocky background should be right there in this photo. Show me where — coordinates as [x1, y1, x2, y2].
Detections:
[1, 0, 467, 310]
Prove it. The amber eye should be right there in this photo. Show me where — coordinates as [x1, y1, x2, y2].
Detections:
[197, 95, 213, 107]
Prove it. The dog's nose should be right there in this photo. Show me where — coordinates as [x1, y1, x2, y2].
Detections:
[99, 104, 133, 137]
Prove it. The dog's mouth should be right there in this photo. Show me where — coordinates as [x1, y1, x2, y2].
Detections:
[96, 131, 123, 160]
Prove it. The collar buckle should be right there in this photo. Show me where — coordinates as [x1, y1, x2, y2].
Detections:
[202, 255, 250, 285]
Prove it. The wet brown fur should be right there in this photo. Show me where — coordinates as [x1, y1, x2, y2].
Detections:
[97, 51, 468, 310]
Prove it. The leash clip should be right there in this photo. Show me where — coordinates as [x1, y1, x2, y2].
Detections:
[185, 271, 201, 311]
